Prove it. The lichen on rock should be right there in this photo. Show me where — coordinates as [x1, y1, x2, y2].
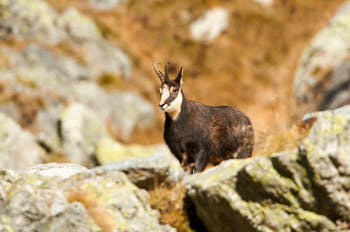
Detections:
[185, 105, 350, 232]
[0, 163, 175, 232]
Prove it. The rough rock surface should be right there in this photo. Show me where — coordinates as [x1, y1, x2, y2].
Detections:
[0, 43, 150, 141]
[0, 163, 175, 232]
[94, 142, 183, 189]
[190, 7, 229, 42]
[185, 105, 350, 232]
[0, 113, 43, 170]
[294, 1, 350, 112]
[59, 103, 108, 167]
[0, 0, 132, 78]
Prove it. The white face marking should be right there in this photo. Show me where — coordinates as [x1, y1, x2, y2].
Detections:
[159, 84, 170, 107]
[159, 84, 183, 121]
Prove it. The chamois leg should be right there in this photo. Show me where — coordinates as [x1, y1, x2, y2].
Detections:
[193, 150, 208, 173]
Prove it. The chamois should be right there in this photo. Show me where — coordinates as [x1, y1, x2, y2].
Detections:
[154, 62, 254, 173]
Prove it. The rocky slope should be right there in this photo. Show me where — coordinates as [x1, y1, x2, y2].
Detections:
[1, 0, 350, 231]
[185, 105, 350, 232]
[294, 0, 350, 113]
[0, 163, 175, 232]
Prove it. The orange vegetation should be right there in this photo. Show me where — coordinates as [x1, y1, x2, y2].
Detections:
[66, 188, 116, 232]
[45, 0, 345, 155]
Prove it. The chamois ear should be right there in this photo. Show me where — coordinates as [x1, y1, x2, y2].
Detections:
[175, 67, 183, 85]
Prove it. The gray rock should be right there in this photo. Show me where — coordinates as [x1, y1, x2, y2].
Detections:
[89, 0, 128, 10]
[83, 40, 132, 79]
[56, 8, 101, 43]
[72, 82, 155, 141]
[0, 0, 65, 44]
[293, 1, 350, 112]
[300, 105, 350, 221]
[36, 105, 64, 153]
[185, 105, 350, 232]
[0, 0, 132, 79]
[1, 44, 90, 93]
[93, 144, 183, 189]
[190, 7, 229, 42]
[27, 163, 89, 179]
[0, 0, 99, 45]
[0, 163, 174, 232]
[109, 90, 154, 140]
[59, 103, 107, 167]
[0, 113, 43, 170]
[0, 42, 143, 142]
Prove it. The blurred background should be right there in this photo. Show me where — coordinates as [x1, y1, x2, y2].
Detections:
[0, 0, 348, 168]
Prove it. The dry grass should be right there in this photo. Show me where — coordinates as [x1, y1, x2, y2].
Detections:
[43, 0, 345, 151]
[148, 183, 193, 232]
[66, 188, 116, 232]
[49, 41, 88, 65]
[256, 116, 317, 156]
[42, 152, 71, 164]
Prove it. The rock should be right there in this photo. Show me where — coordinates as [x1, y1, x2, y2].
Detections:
[88, 0, 128, 10]
[0, 0, 99, 44]
[190, 7, 229, 42]
[0, 43, 144, 142]
[82, 40, 132, 79]
[56, 8, 101, 43]
[1, 44, 90, 92]
[0, 0, 65, 44]
[26, 163, 89, 179]
[185, 105, 350, 232]
[59, 103, 108, 167]
[36, 105, 65, 153]
[0, 113, 43, 170]
[72, 82, 155, 141]
[293, 1, 350, 112]
[0, 163, 174, 232]
[300, 105, 350, 221]
[94, 140, 183, 189]
[109, 90, 154, 140]
[0, 0, 132, 78]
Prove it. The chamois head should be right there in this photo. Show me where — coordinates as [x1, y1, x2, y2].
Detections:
[154, 62, 183, 119]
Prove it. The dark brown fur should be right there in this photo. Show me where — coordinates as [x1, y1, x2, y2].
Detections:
[154, 62, 254, 173]
[164, 92, 254, 173]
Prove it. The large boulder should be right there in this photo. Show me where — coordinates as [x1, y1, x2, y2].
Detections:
[185, 105, 350, 232]
[294, 1, 350, 112]
[0, 113, 43, 170]
[0, 163, 175, 232]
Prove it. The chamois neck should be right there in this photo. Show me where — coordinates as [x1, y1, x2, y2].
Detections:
[165, 90, 186, 121]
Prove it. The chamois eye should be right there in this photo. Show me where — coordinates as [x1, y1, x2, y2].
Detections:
[170, 87, 178, 93]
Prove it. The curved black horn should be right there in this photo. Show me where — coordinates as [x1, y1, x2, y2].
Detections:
[153, 62, 164, 83]
[164, 62, 169, 79]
